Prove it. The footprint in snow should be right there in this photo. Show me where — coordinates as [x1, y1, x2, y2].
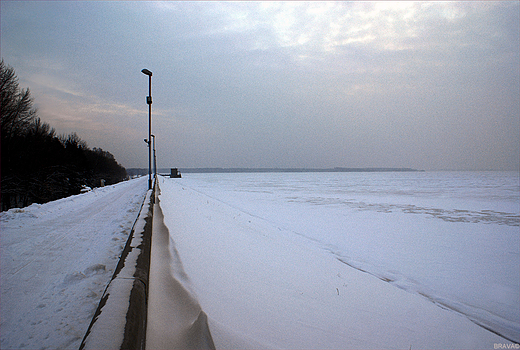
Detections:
[63, 264, 106, 284]
[84, 264, 106, 276]
[63, 272, 86, 284]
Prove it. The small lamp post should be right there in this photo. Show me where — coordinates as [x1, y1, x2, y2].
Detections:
[141, 68, 153, 190]
[151, 134, 157, 178]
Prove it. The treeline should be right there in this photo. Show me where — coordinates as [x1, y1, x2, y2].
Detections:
[1, 60, 127, 211]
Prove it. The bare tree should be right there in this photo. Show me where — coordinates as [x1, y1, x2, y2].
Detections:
[0, 59, 37, 140]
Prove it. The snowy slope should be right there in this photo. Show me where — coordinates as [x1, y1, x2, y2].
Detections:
[156, 173, 519, 348]
[0, 177, 148, 350]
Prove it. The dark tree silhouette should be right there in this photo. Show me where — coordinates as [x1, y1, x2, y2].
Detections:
[0, 60, 37, 140]
[1, 60, 127, 210]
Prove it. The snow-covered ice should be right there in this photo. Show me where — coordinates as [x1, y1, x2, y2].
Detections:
[0, 177, 148, 350]
[156, 171, 519, 348]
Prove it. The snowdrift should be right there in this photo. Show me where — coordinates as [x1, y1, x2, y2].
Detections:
[146, 185, 215, 349]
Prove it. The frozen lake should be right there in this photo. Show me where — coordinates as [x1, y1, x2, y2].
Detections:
[170, 171, 520, 343]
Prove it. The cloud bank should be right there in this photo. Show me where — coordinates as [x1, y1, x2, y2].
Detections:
[2, 1, 518, 170]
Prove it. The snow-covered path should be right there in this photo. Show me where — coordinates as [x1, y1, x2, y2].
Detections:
[0, 177, 148, 350]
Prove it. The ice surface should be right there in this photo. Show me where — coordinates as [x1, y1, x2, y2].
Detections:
[158, 171, 519, 346]
[0, 177, 148, 350]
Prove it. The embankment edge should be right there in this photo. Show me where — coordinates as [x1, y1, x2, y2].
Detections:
[79, 184, 154, 350]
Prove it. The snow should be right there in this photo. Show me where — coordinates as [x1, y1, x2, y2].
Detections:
[81, 188, 154, 350]
[156, 171, 519, 348]
[1, 171, 518, 349]
[146, 201, 215, 349]
[0, 177, 148, 350]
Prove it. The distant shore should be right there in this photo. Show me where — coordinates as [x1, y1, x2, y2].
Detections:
[127, 167, 424, 176]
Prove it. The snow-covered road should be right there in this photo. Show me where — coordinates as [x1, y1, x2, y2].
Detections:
[0, 177, 148, 350]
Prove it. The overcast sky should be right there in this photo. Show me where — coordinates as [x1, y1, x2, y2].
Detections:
[1, 1, 519, 170]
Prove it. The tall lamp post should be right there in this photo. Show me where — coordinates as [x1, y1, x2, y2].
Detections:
[151, 134, 157, 178]
[141, 68, 153, 190]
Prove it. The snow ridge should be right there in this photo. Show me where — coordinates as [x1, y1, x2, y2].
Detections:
[146, 181, 215, 349]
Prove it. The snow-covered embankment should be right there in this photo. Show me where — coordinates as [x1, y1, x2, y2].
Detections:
[82, 178, 216, 350]
[80, 185, 154, 350]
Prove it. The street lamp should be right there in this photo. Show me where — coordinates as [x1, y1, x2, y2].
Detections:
[151, 134, 157, 178]
[141, 68, 152, 190]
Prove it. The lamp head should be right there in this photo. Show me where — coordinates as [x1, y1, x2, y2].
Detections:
[141, 69, 152, 76]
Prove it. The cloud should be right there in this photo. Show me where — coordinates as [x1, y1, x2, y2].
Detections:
[1, 1, 518, 170]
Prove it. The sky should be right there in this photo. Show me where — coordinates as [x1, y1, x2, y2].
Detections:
[1, 1, 519, 171]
